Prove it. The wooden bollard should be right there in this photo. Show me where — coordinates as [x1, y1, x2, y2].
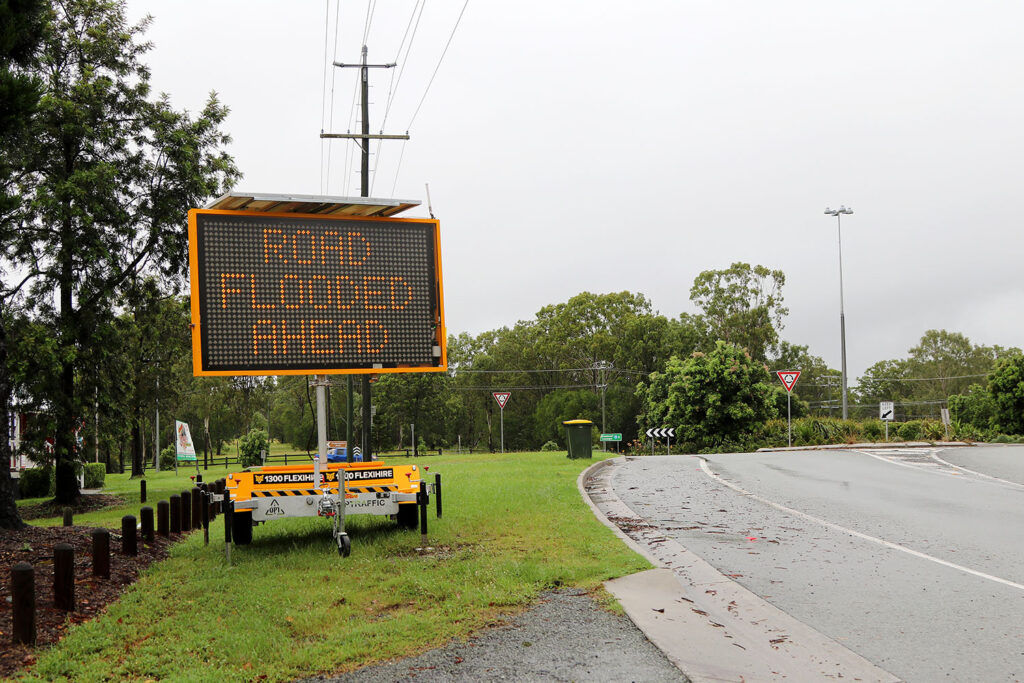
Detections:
[190, 487, 201, 531]
[169, 495, 181, 534]
[435, 473, 443, 518]
[157, 500, 169, 537]
[180, 490, 192, 531]
[91, 528, 110, 578]
[419, 481, 428, 546]
[201, 491, 210, 545]
[62, 507, 73, 527]
[140, 479, 147, 503]
[121, 515, 137, 556]
[11, 562, 36, 645]
[140, 506, 154, 544]
[54, 543, 74, 611]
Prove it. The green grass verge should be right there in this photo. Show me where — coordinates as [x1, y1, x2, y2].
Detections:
[17, 452, 649, 682]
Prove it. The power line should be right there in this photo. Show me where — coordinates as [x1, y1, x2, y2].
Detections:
[361, 0, 377, 45]
[322, 0, 342, 193]
[372, 0, 426, 194]
[451, 367, 601, 374]
[319, 0, 331, 194]
[406, 0, 469, 131]
[856, 373, 987, 383]
[454, 384, 596, 391]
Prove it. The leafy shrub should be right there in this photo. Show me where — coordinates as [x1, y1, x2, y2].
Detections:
[794, 419, 819, 445]
[862, 420, 883, 441]
[160, 444, 177, 470]
[540, 440, 560, 451]
[239, 429, 269, 468]
[83, 462, 106, 489]
[921, 420, 946, 441]
[992, 433, 1013, 444]
[897, 420, 923, 441]
[951, 421, 984, 442]
[760, 419, 790, 448]
[18, 466, 52, 499]
[948, 385, 996, 431]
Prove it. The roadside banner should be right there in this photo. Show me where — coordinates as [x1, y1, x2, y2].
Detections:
[175, 420, 197, 461]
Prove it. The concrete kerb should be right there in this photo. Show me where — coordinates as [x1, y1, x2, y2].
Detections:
[578, 456, 900, 683]
[756, 440, 975, 453]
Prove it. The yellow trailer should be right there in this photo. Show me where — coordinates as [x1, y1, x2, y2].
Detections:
[225, 458, 426, 555]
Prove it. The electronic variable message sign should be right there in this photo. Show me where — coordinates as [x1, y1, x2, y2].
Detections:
[188, 209, 445, 376]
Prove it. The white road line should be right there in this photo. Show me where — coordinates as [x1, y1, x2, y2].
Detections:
[854, 449, 967, 480]
[698, 457, 1024, 593]
[929, 452, 1024, 490]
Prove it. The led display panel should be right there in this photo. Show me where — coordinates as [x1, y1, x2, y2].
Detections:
[188, 209, 446, 376]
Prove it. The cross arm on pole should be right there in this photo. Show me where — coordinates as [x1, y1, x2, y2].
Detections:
[333, 61, 396, 69]
[319, 133, 411, 140]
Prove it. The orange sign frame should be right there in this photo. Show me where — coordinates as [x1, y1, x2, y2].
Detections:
[187, 208, 446, 377]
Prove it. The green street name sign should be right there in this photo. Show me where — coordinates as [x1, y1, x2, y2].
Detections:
[599, 433, 622, 442]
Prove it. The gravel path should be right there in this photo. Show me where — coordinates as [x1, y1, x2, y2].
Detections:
[299, 588, 689, 683]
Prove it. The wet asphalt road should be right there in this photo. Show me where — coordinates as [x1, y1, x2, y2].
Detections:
[612, 446, 1024, 683]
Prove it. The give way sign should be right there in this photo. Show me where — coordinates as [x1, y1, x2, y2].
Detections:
[776, 370, 801, 393]
[492, 392, 511, 409]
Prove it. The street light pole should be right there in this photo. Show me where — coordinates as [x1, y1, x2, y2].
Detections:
[824, 205, 853, 420]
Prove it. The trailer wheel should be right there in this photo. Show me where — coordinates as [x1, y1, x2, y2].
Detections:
[232, 510, 253, 545]
[337, 533, 351, 557]
[396, 503, 418, 529]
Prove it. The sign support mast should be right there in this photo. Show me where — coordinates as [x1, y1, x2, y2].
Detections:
[324, 46, 407, 464]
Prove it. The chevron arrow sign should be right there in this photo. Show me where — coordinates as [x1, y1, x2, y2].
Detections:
[645, 427, 676, 438]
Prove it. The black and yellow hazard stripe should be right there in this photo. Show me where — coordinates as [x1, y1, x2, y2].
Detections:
[347, 485, 398, 493]
[252, 489, 331, 497]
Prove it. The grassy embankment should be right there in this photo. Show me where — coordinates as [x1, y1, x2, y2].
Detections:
[15, 451, 648, 682]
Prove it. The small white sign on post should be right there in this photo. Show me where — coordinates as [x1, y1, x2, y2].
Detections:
[880, 401, 895, 442]
[493, 392, 511, 453]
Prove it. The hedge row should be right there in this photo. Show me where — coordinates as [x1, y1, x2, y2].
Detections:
[18, 462, 106, 498]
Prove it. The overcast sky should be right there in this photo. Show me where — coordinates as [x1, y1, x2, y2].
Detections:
[127, 1, 1024, 381]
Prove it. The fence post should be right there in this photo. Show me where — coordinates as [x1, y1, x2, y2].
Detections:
[191, 487, 201, 532]
[62, 507, 73, 527]
[435, 473, 442, 518]
[53, 543, 74, 611]
[140, 506, 154, 544]
[11, 562, 35, 645]
[122, 515, 137, 556]
[202, 491, 210, 545]
[180, 489, 192, 531]
[157, 500, 169, 536]
[91, 528, 110, 578]
[419, 481, 428, 547]
[169, 494, 181, 534]
[140, 479, 147, 503]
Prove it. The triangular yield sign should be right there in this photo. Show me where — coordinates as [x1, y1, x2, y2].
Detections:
[776, 370, 801, 393]
[493, 392, 511, 409]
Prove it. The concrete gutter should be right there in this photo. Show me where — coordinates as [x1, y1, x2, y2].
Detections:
[756, 440, 974, 453]
[578, 457, 901, 683]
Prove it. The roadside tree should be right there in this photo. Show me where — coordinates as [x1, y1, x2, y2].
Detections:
[5, 0, 237, 502]
[638, 341, 778, 451]
[988, 354, 1024, 435]
[689, 263, 787, 361]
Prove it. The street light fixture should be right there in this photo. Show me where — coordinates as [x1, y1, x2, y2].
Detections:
[824, 205, 853, 419]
